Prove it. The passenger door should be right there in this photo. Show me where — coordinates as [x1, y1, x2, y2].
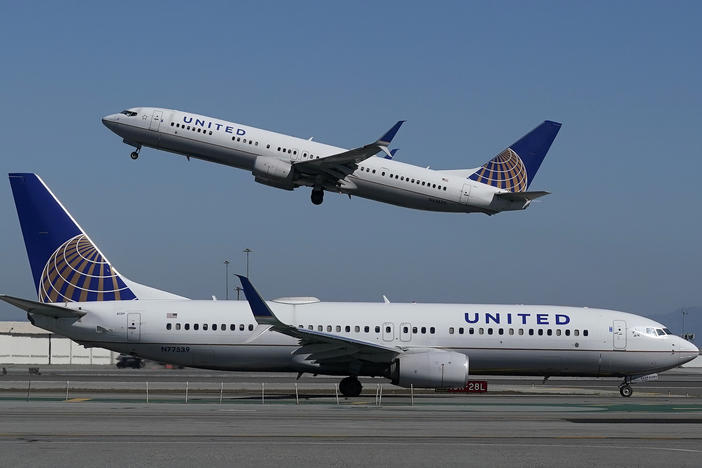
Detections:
[127, 313, 141, 342]
[459, 183, 471, 204]
[149, 109, 163, 131]
[613, 320, 626, 350]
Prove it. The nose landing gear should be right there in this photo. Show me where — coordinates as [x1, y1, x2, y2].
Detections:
[339, 376, 362, 397]
[130, 151, 139, 160]
[311, 188, 324, 205]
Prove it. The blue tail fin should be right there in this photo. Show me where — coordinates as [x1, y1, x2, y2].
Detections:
[468, 121, 561, 191]
[9, 173, 138, 303]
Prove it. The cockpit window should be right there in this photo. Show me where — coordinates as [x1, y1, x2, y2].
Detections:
[120, 110, 138, 116]
[656, 328, 665, 336]
[663, 328, 672, 335]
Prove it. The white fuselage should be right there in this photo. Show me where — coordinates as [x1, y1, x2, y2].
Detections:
[102, 107, 525, 213]
[30, 299, 699, 378]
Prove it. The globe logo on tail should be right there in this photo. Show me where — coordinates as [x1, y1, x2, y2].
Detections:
[39, 234, 136, 303]
[468, 148, 528, 192]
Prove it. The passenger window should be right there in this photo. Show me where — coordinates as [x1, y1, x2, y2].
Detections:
[212, 324, 217, 331]
[267, 144, 271, 149]
[385, 326, 391, 333]
[508, 328, 514, 335]
[185, 323, 190, 330]
[479, 328, 484, 335]
[518, 329, 524, 335]
[203, 324, 208, 331]
[459, 327, 464, 334]
[382, 172, 386, 176]
[355, 326, 360, 332]
[170, 122, 174, 126]
[176, 323, 181, 330]
[221, 324, 225, 331]
[421, 327, 426, 334]
[574, 330, 580, 336]
[556, 329, 561, 336]
[364, 326, 370, 332]
[547, 329, 552, 336]
[239, 324, 244, 331]
[194, 324, 199, 331]
[412, 327, 418, 333]
[336, 325, 342, 332]
[538, 329, 543, 336]
[308, 325, 313, 330]
[230, 324, 235, 331]
[375, 326, 380, 333]
[565, 329, 571, 336]
[318, 325, 323, 331]
[166, 323, 172, 330]
[498, 328, 504, 335]
[430, 327, 435, 334]
[583, 330, 589, 336]
[372, 170, 376, 173]
[327, 325, 332, 332]
[487, 328, 493, 335]
[249, 324, 254, 331]
[528, 329, 534, 336]
[449, 327, 455, 334]
[469, 328, 474, 335]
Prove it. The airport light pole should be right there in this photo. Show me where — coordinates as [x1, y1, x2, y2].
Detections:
[682, 308, 688, 335]
[224, 260, 230, 300]
[235, 286, 243, 301]
[243, 248, 253, 278]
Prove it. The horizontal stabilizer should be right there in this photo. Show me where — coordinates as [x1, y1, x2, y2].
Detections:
[0, 294, 86, 318]
[494, 191, 550, 202]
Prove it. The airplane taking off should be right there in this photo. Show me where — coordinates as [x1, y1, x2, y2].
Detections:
[102, 108, 561, 214]
[3, 173, 697, 397]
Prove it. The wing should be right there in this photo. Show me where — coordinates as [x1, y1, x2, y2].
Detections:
[236, 276, 400, 367]
[293, 121, 405, 184]
[0, 294, 86, 318]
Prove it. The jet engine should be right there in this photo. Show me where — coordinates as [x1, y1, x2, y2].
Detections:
[252, 157, 295, 190]
[389, 350, 469, 388]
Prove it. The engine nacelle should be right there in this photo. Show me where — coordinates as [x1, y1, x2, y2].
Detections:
[390, 350, 469, 388]
[252, 157, 295, 190]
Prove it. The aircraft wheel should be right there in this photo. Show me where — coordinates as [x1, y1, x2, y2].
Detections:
[619, 384, 633, 397]
[311, 189, 324, 205]
[130, 151, 139, 160]
[339, 376, 362, 397]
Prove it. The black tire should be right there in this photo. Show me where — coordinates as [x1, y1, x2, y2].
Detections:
[619, 385, 633, 397]
[311, 190, 324, 205]
[339, 376, 362, 397]
[130, 151, 139, 160]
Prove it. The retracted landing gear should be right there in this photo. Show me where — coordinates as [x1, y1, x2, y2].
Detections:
[619, 377, 633, 397]
[311, 188, 324, 205]
[339, 376, 362, 397]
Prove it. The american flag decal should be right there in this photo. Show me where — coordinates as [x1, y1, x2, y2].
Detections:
[167, 313, 178, 318]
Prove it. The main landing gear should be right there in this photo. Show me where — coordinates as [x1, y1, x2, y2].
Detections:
[619, 377, 633, 397]
[311, 188, 324, 205]
[130, 150, 140, 160]
[339, 376, 362, 397]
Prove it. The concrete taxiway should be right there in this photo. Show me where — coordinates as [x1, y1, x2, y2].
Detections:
[1, 366, 701, 467]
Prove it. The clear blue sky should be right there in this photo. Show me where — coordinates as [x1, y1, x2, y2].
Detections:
[1, 1, 700, 324]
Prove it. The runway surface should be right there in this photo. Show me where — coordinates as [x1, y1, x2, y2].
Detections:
[1, 366, 701, 467]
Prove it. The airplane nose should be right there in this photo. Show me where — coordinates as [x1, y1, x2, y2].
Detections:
[101, 114, 120, 131]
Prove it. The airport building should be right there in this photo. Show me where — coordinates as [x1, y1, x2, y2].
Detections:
[0, 321, 116, 365]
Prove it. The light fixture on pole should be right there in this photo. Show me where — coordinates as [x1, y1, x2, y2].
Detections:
[224, 260, 230, 300]
[243, 248, 253, 278]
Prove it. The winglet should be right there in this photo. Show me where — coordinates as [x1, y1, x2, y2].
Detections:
[377, 121, 405, 146]
[384, 148, 399, 160]
[235, 275, 280, 326]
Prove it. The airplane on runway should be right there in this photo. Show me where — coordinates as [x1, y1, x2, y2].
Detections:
[3, 173, 697, 397]
[102, 108, 561, 214]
